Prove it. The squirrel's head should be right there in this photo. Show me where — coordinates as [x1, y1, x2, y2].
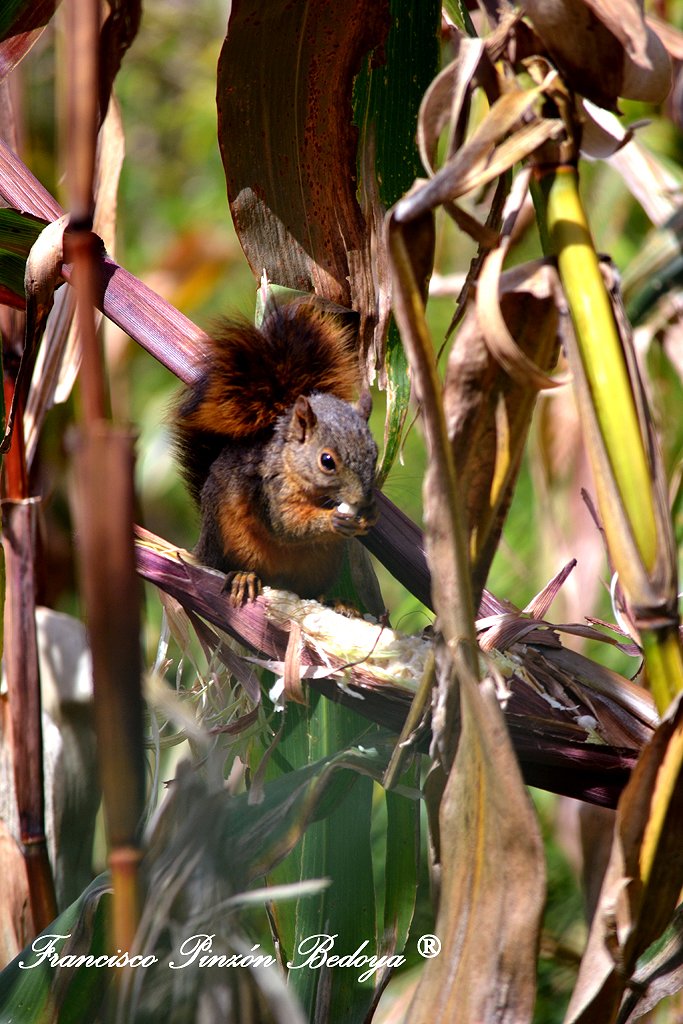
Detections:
[281, 391, 378, 535]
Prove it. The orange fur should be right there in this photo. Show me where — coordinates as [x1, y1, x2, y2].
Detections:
[217, 492, 344, 596]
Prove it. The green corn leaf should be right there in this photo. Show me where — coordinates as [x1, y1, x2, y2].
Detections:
[353, 0, 440, 482]
[0, 208, 48, 299]
[382, 768, 420, 963]
[258, 696, 382, 1024]
[535, 165, 683, 714]
[0, 874, 111, 1024]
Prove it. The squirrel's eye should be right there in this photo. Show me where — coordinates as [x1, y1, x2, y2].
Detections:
[319, 450, 337, 473]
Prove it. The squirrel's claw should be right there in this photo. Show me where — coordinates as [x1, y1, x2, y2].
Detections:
[328, 598, 363, 618]
[225, 570, 263, 606]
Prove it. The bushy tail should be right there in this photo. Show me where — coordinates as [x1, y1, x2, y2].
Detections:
[174, 302, 359, 502]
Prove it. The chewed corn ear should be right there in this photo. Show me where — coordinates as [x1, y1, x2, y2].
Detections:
[356, 390, 372, 421]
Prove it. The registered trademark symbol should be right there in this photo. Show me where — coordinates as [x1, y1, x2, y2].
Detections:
[417, 934, 441, 958]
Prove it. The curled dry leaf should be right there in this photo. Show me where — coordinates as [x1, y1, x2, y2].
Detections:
[283, 621, 307, 706]
[586, 0, 654, 65]
[616, 30, 671, 102]
[524, 0, 671, 108]
[475, 168, 566, 389]
[525, 2, 623, 109]
[416, 37, 487, 175]
[396, 72, 562, 225]
[587, 0, 672, 101]
[23, 215, 68, 347]
[444, 255, 562, 604]
[25, 97, 126, 469]
[97, 0, 141, 122]
[416, 38, 503, 245]
[1, 214, 68, 454]
[580, 100, 634, 160]
[476, 251, 565, 388]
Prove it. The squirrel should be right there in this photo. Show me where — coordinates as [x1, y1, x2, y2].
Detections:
[174, 300, 378, 605]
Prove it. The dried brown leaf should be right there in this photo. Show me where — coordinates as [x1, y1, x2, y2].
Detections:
[445, 254, 562, 603]
[524, 0, 624, 109]
[97, 0, 141, 121]
[648, 13, 683, 61]
[416, 38, 486, 174]
[524, 559, 577, 618]
[525, 0, 671, 106]
[476, 198, 565, 389]
[584, 0, 650, 64]
[24, 99, 125, 468]
[584, 0, 672, 101]
[0, 139, 208, 383]
[0, 0, 57, 82]
[397, 76, 561, 223]
[565, 699, 683, 1023]
[217, 0, 389, 357]
[620, 28, 671, 101]
[24, 284, 76, 470]
[0, 215, 67, 455]
[23, 216, 67, 332]
[136, 527, 654, 808]
[283, 622, 307, 706]
[443, 201, 500, 248]
[408, 674, 545, 1024]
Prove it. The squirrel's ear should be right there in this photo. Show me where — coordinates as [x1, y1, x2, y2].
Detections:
[292, 395, 317, 441]
[356, 390, 372, 421]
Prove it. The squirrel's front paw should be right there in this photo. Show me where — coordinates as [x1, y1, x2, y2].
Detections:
[332, 501, 377, 537]
[224, 570, 263, 607]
